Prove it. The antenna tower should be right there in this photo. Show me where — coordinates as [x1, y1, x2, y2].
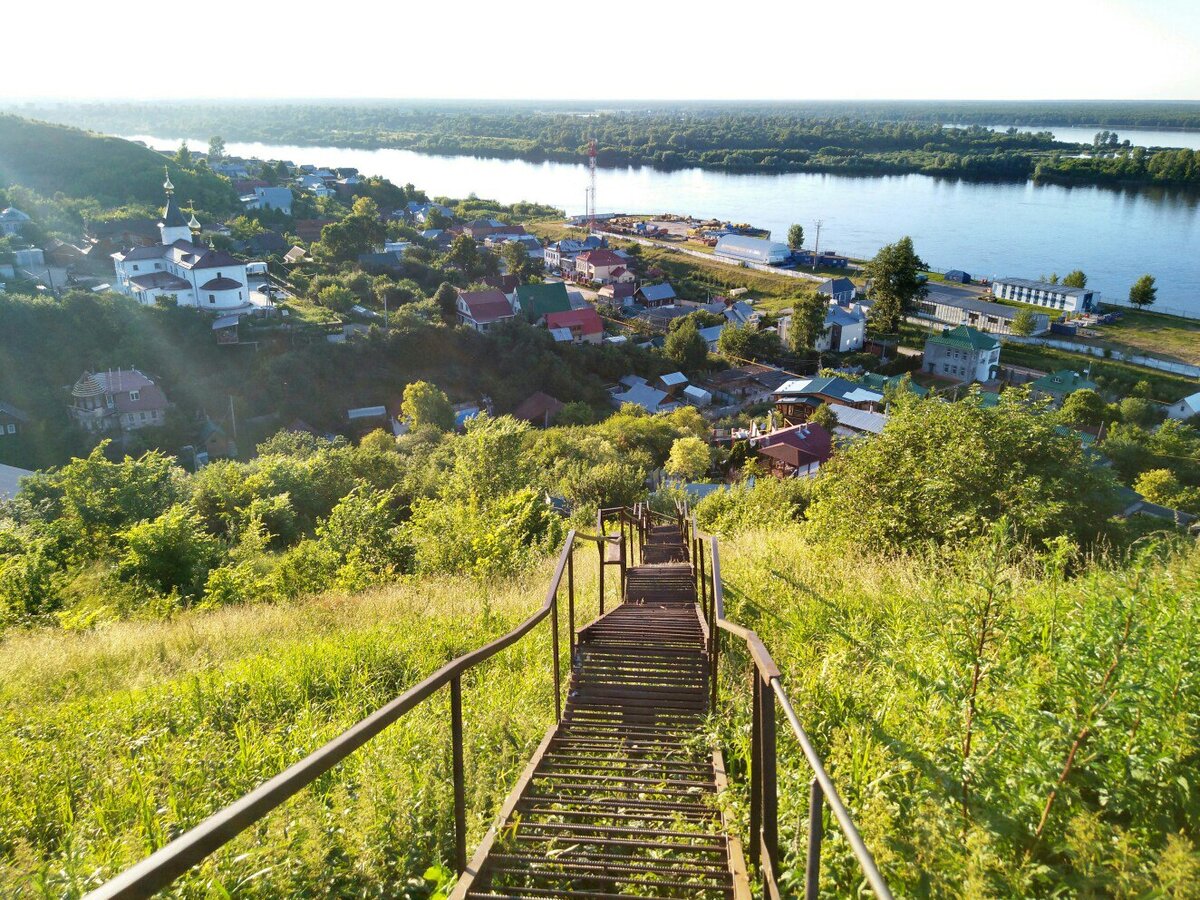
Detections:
[586, 139, 597, 232]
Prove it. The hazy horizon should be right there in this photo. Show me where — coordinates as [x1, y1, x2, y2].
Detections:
[3, 0, 1198, 103]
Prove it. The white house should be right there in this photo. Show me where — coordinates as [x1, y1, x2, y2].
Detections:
[112, 172, 254, 311]
[0, 207, 31, 236]
[991, 277, 1097, 313]
[575, 248, 634, 284]
[815, 303, 867, 352]
[923, 325, 1001, 383]
[241, 186, 293, 215]
[1166, 391, 1200, 421]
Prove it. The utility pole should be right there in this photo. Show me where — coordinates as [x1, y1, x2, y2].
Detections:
[586, 139, 598, 232]
[228, 395, 238, 441]
[812, 219, 823, 272]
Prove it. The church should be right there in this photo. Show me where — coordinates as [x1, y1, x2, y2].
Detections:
[112, 171, 253, 310]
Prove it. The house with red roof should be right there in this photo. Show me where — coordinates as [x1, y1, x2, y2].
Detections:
[456, 288, 516, 333]
[68, 369, 169, 434]
[752, 422, 833, 478]
[545, 308, 604, 345]
[575, 248, 635, 285]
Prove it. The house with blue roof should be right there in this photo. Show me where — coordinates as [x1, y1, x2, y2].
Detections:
[635, 282, 677, 307]
[772, 376, 885, 426]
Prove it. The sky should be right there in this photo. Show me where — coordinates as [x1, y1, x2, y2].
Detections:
[4, 0, 1198, 101]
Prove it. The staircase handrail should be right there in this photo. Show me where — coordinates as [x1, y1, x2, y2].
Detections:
[86, 528, 608, 900]
[687, 513, 893, 900]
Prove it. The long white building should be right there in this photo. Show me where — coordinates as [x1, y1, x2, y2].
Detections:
[991, 277, 1097, 313]
[112, 172, 253, 311]
[714, 235, 791, 265]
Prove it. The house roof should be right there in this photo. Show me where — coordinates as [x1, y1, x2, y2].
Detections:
[698, 324, 725, 344]
[0, 463, 34, 500]
[827, 406, 889, 435]
[1173, 391, 1200, 415]
[638, 282, 677, 303]
[927, 325, 1000, 352]
[925, 293, 1034, 321]
[161, 196, 188, 228]
[757, 423, 834, 468]
[483, 274, 520, 294]
[458, 289, 514, 324]
[659, 371, 689, 387]
[774, 376, 884, 406]
[995, 277, 1091, 297]
[545, 307, 603, 336]
[200, 276, 244, 291]
[1031, 369, 1098, 395]
[856, 373, 929, 397]
[614, 383, 668, 413]
[578, 248, 625, 267]
[825, 304, 866, 327]
[818, 277, 856, 296]
[0, 401, 29, 422]
[513, 391, 565, 425]
[129, 271, 191, 291]
[516, 282, 572, 318]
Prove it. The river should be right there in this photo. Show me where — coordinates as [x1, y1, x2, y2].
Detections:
[131, 135, 1200, 316]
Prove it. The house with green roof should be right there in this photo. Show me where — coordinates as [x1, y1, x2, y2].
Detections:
[856, 373, 929, 399]
[1030, 369, 1098, 405]
[514, 282, 572, 323]
[922, 325, 1000, 384]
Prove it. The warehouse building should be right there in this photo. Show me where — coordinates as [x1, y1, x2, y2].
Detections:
[991, 277, 1097, 313]
[917, 293, 1050, 336]
[714, 235, 791, 265]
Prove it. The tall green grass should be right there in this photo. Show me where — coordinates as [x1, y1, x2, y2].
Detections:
[0, 554, 597, 897]
[713, 527, 1200, 897]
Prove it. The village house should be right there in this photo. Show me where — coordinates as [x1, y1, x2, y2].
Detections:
[635, 283, 677, 308]
[545, 308, 604, 344]
[611, 375, 676, 414]
[240, 186, 293, 215]
[575, 248, 634, 285]
[512, 392, 565, 428]
[544, 237, 602, 274]
[703, 364, 792, 407]
[1029, 369, 1098, 406]
[922, 325, 1001, 384]
[778, 302, 868, 353]
[752, 422, 834, 478]
[456, 288, 515, 333]
[772, 376, 885, 426]
[0, 401, 29, 439]
[111, 173, 254, 311]
[1166, 390, 1200, 421]
[0, 462, 33, 500]
[0, 207, 31, 236]
[515, 282, 572, 322]
[69, 369, 168, 434]
[817, 277, 857, 304]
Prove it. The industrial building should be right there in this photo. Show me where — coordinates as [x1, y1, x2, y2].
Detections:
[991, 277, 1097, 313]
[917, 293, 1050, 336]
[714, 235, 791, 265]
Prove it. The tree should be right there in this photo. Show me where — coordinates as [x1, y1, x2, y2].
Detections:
[207, 136, 226, 163]
[787, 224, 804, 250]
[1062, 270, 1088, 289]
[1010, 308, 1037, 337]
[174, 142, 191, 166]
[316, 284, 355, 313]
[806, 393, 1120, 552]
[664, 320, 709, 372]
[117, 505, 218, 599]
[808, 403, 839, 431]
[1058, 389, 1108, 428]
[313, 197, 386, 265]
[501, 240, 531, 281]
[787, 293, 828, 353]
[863, 236, 927, 335]
[666, 436, 712, 482]
[442, 233, 479, 274]
[1129, 274, 1157, 308]
[1133, 469, 1182, 507]
[717, 323, 779, 362]
[401, 381, 454, 432]
[432, 281, 458, 323]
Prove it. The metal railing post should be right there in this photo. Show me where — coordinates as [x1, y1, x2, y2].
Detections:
[749, 672, 762, 865]
[450, 676, 467, 874]
[567, 549, 576, 653]
[761, 675, 779, 877]
[551, 583, 561, 723]
[597, 539, 605, 616]
[806, 777, 824, 900]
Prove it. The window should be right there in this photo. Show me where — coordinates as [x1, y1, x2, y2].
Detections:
[209, 295, 216, 304]
[140, 412, 148, 422]
[943, 364, 950, 374]
[132, 264, 139, 271]
[5, 424, 14, 435]
[129, 390, 140, 401]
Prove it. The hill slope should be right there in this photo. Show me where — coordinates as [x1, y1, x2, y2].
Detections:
[0, 114, 238, 214]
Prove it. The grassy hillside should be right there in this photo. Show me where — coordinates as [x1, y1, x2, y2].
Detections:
[0, 555, 592, 896]
[0, 114, 237, 215]
[713, 526, 1200, 897]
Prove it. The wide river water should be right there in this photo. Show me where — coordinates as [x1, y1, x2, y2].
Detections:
[133, 135, 1200, 315]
